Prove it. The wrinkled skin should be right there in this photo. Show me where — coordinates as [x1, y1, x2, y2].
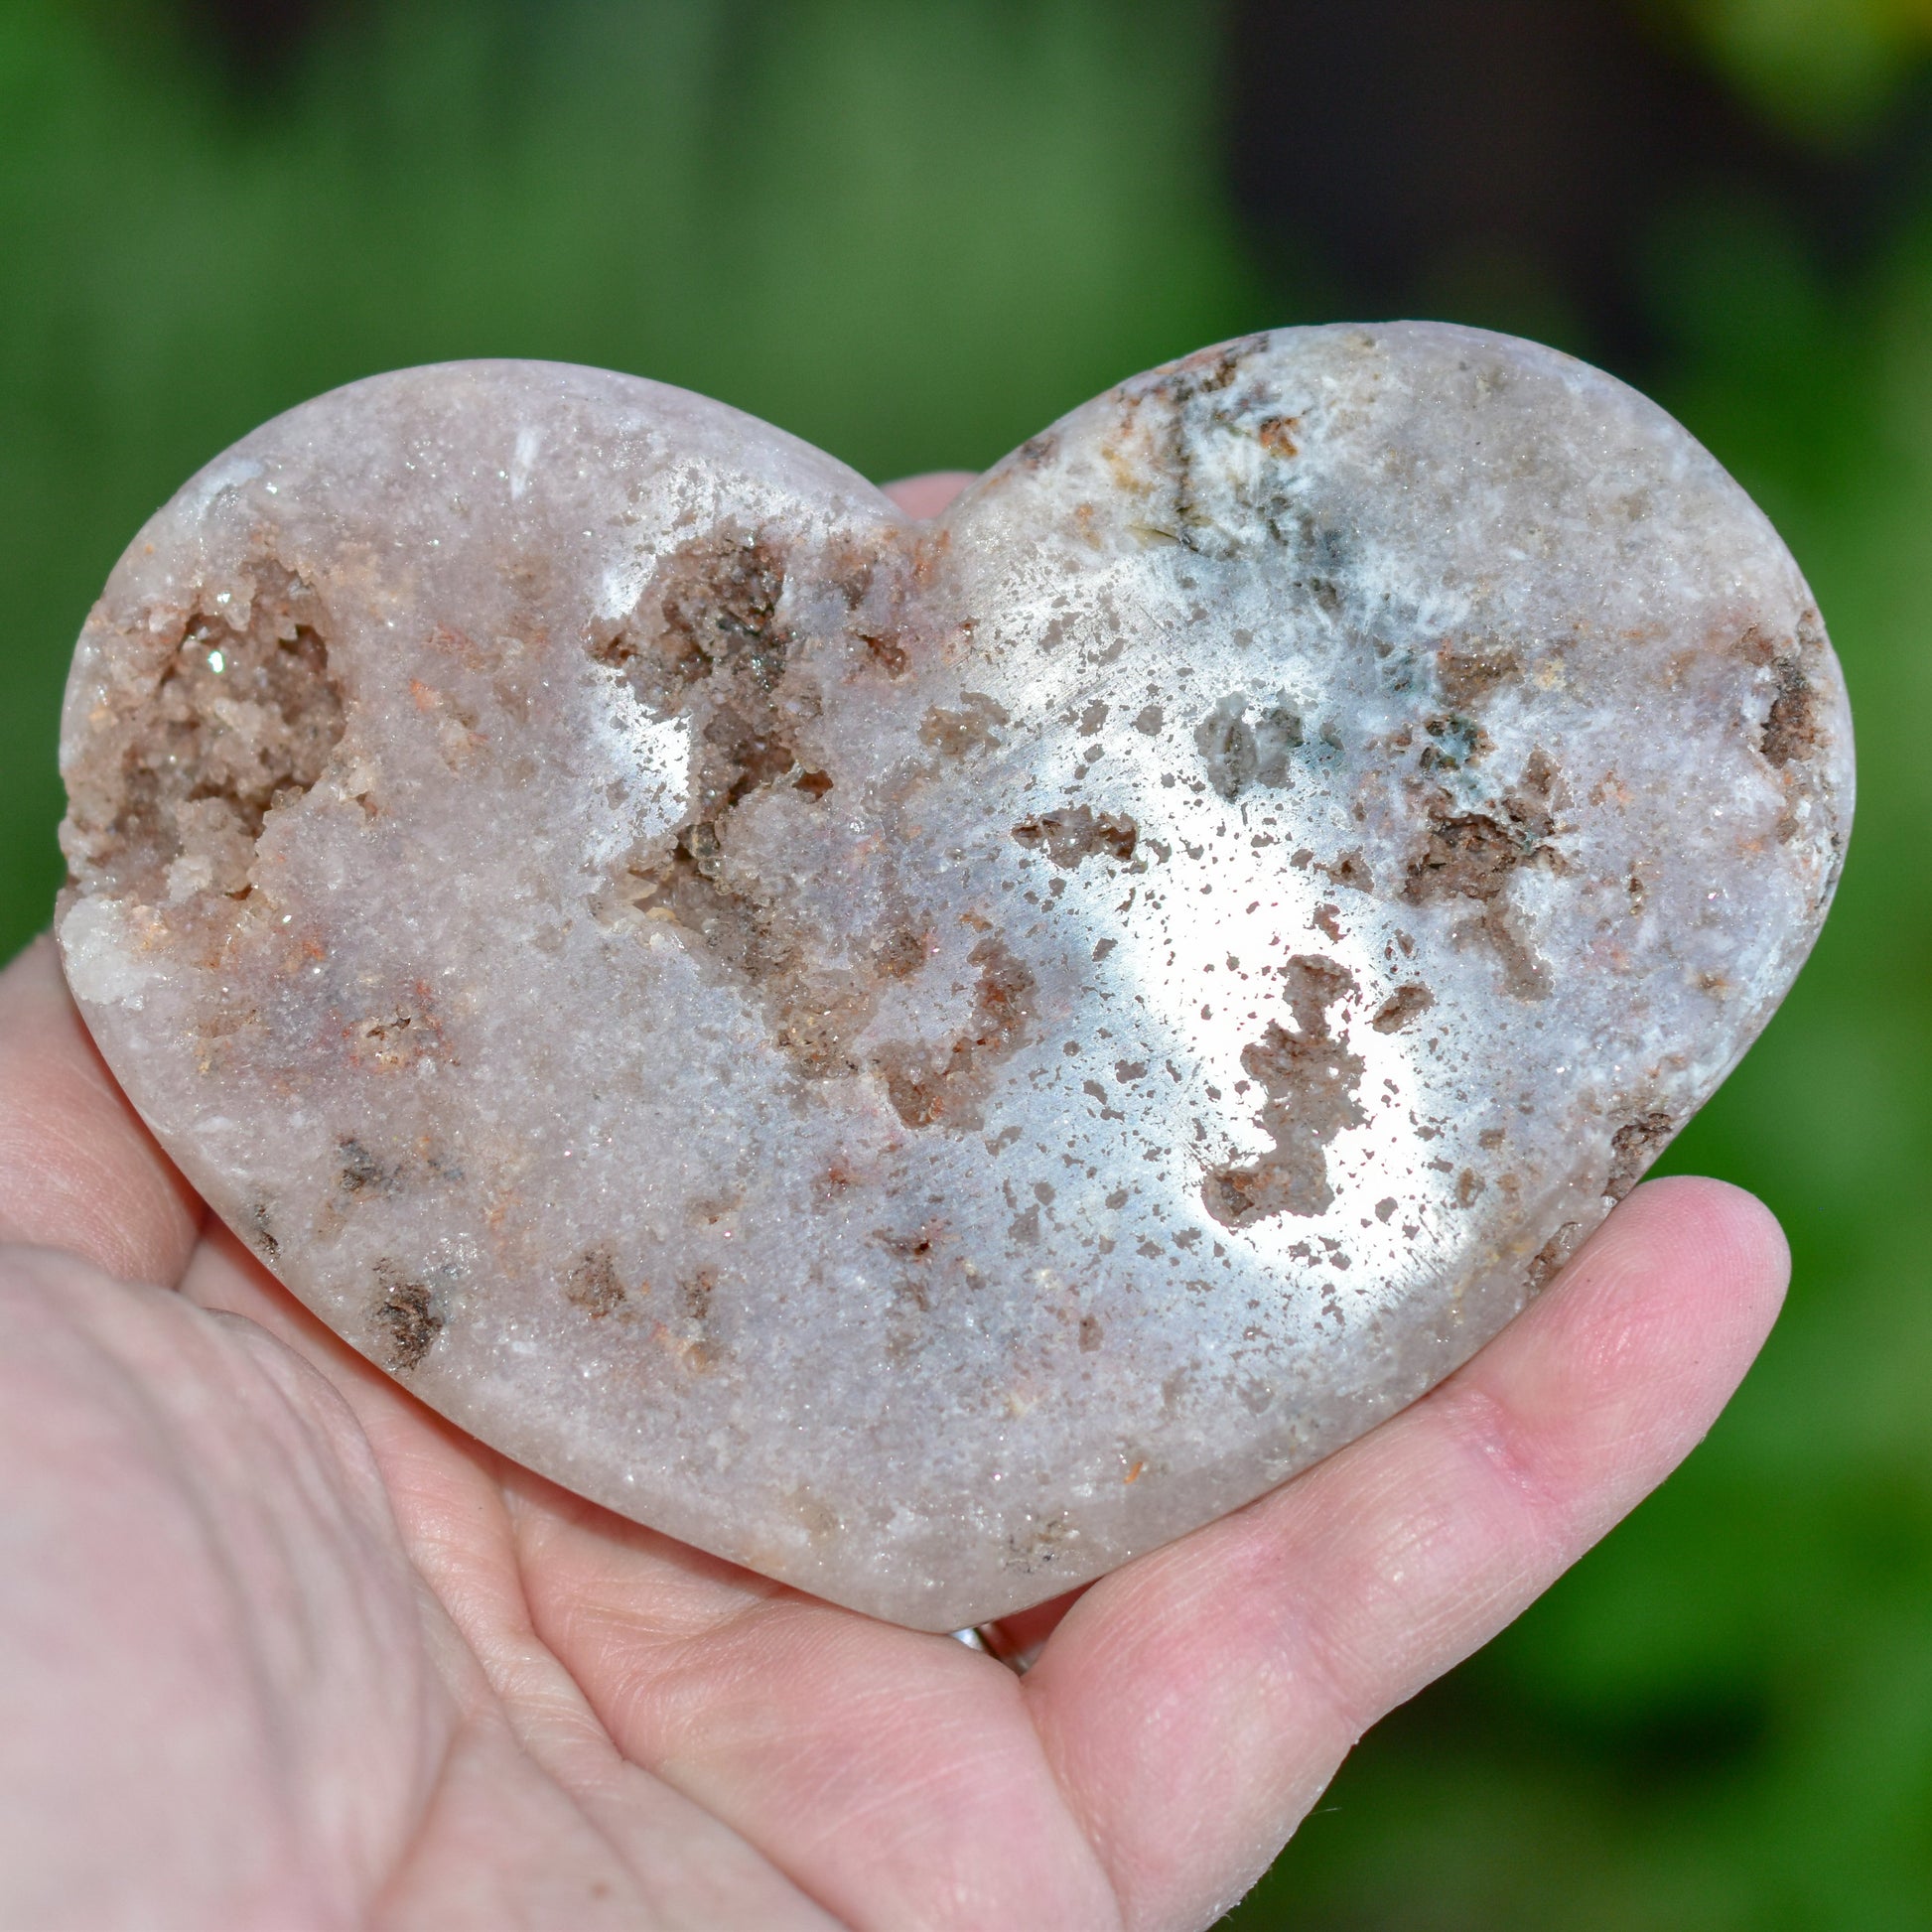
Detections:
[0, 477, 1788, 1932]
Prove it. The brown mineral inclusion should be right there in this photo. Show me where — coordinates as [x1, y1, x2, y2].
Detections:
[57, 326, 1852, 1629]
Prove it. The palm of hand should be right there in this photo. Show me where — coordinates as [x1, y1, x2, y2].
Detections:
[0, 465, 1787, 1932]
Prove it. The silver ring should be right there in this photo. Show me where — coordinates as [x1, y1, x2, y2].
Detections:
[950, 1625, 1037, 1674]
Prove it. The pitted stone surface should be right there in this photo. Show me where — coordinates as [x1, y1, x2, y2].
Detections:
[56, 326, 1852, 1629]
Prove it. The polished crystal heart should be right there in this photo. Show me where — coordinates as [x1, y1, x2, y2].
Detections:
[57, 326, 1851, 1629]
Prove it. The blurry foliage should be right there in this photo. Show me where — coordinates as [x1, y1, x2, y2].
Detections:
[1656, 0, 1932, 140]
[0, 0, 1260, 948]
[4, 3, 1931, 1928]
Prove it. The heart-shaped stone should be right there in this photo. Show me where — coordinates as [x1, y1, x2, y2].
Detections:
[57, 325, 1850, 1630]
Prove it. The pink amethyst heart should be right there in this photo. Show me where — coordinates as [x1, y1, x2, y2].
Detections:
[56, 325, 1851, 1629]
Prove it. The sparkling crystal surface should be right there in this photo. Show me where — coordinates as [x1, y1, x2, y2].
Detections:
[57, 326, 1852, 1629]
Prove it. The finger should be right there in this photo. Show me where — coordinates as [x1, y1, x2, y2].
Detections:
[881, 472, 977, 519]
[1024, 1176, 1788, 1931]
[0, 937, 202, 1285]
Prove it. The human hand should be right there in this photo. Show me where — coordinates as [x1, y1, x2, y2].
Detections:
[0, 477, 1788, 1931]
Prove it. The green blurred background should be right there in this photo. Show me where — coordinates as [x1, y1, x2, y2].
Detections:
[2, 1, 1928, 1923]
